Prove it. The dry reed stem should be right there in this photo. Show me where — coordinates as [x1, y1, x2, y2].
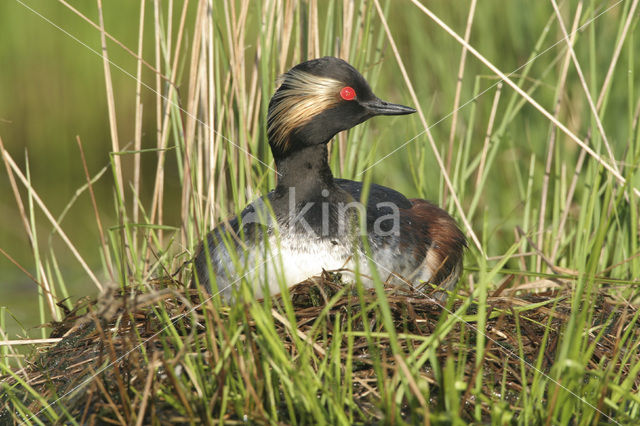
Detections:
[537, 2, 582, 273]
[279, 1, 296, 72]
[204, 7, 216, 228]
[517, 226, 565, 276]
[92, 315, 132, 422]
[151, 0, 164, 236]
[96, 0, 138, 277]
[246, 3, 263, 132]
[595, 0, 640, 111]
[0, 142, 58, 320]
[76, 136, 115, 282]
[475, 83, 502, 188]
[0, 247, 40, 290]
[57, 0, 164, 79]
[0, 143, 103, 290]
[234, 0, 253, 187]
[600, 251, 640, 276]
[341, 0, 355, 60]
[150, 0, 189, 245]
[551, 148, 586, 261]
[444, 0, 477, 204]
[181, 0, 207, 249]
[308, 0, 320, 59]
[550, 0, 618, 175]
[408, 0, 640, 199]
[335, 1, 357, 173]
[0, 338, 63, 347]
[395, 354, 428, 406]
[133, 0, 146, 236]
[89, 366, 128, 426]
[134, 353, 159, 426]
[371, 0, 484, 257]
[271, 310, 326, 357]
[96, 0, 124, 201]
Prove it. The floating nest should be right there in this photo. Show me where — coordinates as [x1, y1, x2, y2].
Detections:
[1, 272, 638, 424]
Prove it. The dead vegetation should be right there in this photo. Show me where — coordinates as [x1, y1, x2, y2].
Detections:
[1, 272, 638, 424]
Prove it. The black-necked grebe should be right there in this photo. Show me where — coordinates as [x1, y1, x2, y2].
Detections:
[193, 57, 466, 300]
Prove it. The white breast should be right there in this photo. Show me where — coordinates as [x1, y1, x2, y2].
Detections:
[209, 235, 343, 300]
[208, 232, 431, 301]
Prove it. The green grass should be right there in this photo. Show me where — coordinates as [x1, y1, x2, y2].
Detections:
[1, 0, 640, 424]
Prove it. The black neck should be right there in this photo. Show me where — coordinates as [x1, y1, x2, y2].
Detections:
[273, 144, 334, 198]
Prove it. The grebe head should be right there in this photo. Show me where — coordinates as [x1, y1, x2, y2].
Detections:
[267, 56, 416, 160]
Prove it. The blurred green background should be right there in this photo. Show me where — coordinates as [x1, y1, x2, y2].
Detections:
[1, 0, 636, 338]
[1, 0, 151, 334]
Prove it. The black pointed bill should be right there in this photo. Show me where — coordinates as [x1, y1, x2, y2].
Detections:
[363, 98, 416, 116]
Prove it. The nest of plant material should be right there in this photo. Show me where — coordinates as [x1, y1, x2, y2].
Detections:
[0, 271, 638, 424]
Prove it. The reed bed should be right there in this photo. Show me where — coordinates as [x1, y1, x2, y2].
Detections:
[1, 0, 639, 423]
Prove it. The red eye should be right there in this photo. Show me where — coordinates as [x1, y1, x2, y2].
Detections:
[340, 86, 356, 101]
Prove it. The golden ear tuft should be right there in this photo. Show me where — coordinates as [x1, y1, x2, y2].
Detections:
[268, 70, 344, 151]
